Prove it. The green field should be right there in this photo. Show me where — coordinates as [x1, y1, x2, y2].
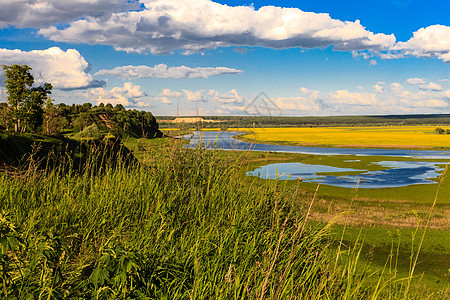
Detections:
[227, 143, 450, 294]
[0, 132, 448, 298]
[128, 137, 450, 296]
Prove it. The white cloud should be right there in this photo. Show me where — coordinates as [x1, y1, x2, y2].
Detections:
[84, 82, 148, 107]
[0, 0, 141, 28]
[274, 97, 321, 112]
[445, 90, 450, 98]
[154, 88, 182, 104]
[0, 47, 104, 90]
[330, 90, 378, 106]
[419, 82, 443, 91]
[275, 80, 450, 115]
[183, 89, 206, 102]
[399, 98, 447, 108]
[389, 25, 450, 63]
[208, 89, 243, 104]
[390, 82, 404, 93]
[85, 78, 447, 115]
[369, 59, 377, 65]
[406, 77, 426, 85]
[373, 84, 384, 93]
[299, 87, 322, 99]
[95, 64, 242, 79]
[39, 0, 396, 54]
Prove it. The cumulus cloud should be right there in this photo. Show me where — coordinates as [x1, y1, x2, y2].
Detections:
[183, 89, 207, 102]
[84, 82, 148, 107]
[0, 47, 104, 90]
[208, 89, 243, 104]
[419, 82, 443, 91]
[274, 97, 321, 112]
[0, 0, 141, 28]
[391, 25, 450, 63]
[275, 81, 449, 115]
[153, 88, 182, 104]
[406, 77, 426, 85]
[390, 82, 404, 93]
[96, 79, 448, 116]
[445, 90, 450, 98]
[330, 90, 378, 106]
[39, 0, 396, 54]
[95, 64, 242, 79]
[373, 84, 384, 93]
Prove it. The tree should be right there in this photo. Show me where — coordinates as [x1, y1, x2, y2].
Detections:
[43, 97, 68, 135]
[1, 64, 51, 132]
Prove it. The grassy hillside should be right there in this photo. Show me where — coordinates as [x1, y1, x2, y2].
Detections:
[0, 138, 446, 298]
[0, 133, 136, 172]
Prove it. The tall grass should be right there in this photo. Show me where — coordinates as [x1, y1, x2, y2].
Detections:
[0, 139, 442, 299]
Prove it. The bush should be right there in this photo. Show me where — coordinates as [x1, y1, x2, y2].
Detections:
[435, 127, 445, 134]
[74, 123, 102, 140]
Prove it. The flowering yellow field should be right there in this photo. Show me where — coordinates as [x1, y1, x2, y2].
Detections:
[239, 126, 450, 149]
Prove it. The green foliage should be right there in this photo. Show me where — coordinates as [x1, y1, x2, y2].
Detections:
[0, 133, 137, 175]
[58, 103, 162, 138]
[43, 98, 68, 135]
[74, 123, 102, 140]
[1, 64, 51, 133]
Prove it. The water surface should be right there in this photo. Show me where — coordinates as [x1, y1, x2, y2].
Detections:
[187, 131, 450, 159]
[186, 131, 450, 188]
[247, 161, 445, 188]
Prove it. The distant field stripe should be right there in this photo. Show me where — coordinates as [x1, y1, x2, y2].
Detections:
[240, 126, 450, 149]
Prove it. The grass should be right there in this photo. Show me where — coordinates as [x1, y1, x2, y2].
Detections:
[238, 150, 450, 204]
[240, 126, 450, 149]
[1, 137, 446, 298]
[235, 149, 449, 296]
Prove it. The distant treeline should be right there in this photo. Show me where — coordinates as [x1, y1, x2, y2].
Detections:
[157, 114, 450, 128]
[1, 102, 162, 139]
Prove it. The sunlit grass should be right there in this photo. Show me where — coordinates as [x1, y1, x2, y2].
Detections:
[0, 139, 447, 298]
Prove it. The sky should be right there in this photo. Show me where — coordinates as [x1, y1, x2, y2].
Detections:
[0, 0, 449, 116]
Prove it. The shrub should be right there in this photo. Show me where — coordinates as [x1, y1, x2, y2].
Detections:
[74, 123, 102, 140]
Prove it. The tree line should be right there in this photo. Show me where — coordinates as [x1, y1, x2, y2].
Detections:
[1, 64, 161, 139]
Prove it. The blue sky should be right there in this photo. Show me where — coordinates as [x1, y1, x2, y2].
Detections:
[0, 0, 449, 116]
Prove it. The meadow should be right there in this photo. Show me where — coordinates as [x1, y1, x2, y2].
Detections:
[1, 137, 447, 299]
[239, 126, 450, 149]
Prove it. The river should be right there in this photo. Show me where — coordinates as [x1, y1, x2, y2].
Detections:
[186, 131, 450, 188]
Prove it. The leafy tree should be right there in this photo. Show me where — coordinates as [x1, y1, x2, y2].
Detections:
[0, 103, 9, 131]
[1, 64, 52, 132]
[74, 123, 102, 140]
[43, 98, 68, 135]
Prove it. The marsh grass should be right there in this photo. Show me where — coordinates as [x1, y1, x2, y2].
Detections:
[0, 138, 446, 299]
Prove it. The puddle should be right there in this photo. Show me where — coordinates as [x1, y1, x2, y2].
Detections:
[247, 161, 445, 189]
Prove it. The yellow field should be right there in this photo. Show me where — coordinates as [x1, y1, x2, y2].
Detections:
[239, 126, 450, 149]
[161, 128, 221, 131]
